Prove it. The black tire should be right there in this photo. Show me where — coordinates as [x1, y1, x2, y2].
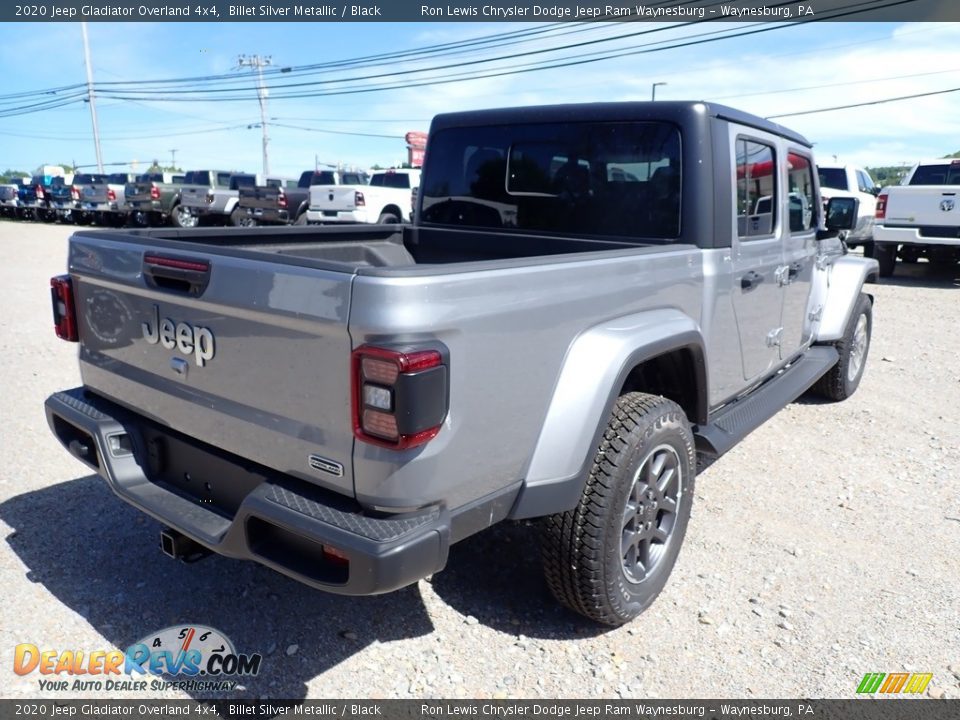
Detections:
[541, 392, 696, 626]
[170, 203, 197, 229]
[294, 212, 309, 226]
[874, 243, 896, 277]
[810, 293, 872, 402]
[377, 211, 401, 224]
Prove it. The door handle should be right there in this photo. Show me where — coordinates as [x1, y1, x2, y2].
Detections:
[788, 262, 802, 280]
[741, 271, 763, 291]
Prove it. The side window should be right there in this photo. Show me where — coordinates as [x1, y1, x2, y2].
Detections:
[787, 152, 815, 232]
[857, 170, 874, 194]
[736, 138, 777, 239]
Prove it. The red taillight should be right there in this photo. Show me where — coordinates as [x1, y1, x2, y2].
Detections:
[876, 193, 888, 219]
[351, 345, 448, 450]
[150, 186, 160, 200]
[355, 191, 365, 207]
[70, 186, 80, 200]
[50, 275, 78, 342]
[36, 185, 45, 199]
[277, 190, 287, 209]
[107, 188, 116, 202]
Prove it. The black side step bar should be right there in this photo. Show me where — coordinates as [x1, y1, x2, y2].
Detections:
[694, 345, 839, 457]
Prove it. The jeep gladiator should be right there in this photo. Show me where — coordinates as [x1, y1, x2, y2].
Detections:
[45, 102, 876, 625]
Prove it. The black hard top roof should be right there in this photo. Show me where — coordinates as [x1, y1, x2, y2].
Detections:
[428, 101, 811, 148]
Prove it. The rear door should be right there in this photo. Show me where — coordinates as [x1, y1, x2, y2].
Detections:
[69, 234, 358, 496]
[779, 148, 817, 358]
[729, 128, 787, 382]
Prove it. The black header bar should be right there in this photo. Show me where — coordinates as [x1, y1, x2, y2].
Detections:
[2, 0, 956, 23]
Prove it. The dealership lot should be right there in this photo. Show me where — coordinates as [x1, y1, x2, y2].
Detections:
[0, 221, 957, 700]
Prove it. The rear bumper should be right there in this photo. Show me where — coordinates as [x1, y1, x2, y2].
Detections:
[81, 202, 123, 213]
[305, 208, 371, 224]
[245, 207, 291, 224]
[874, 224, 960, 247]
[45, 387, 450, 595]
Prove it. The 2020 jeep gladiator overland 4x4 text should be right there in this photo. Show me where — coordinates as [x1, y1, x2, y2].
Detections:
[45, 102, 876, 625]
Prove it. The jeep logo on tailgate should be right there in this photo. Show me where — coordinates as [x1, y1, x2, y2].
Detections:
[142, 305, 215, 366]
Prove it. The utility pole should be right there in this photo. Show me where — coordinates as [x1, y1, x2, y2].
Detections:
[80, 22, 104, 173]
[236, 54, 272, 176]
[169, 149, 178, 169]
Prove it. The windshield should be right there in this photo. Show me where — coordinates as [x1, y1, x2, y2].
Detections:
[420, 121, 682, 240]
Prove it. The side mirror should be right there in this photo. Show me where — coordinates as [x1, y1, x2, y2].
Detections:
[818, 196, 860, 240]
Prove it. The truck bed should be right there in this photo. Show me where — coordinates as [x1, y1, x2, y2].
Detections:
[85, 223, 669, 273]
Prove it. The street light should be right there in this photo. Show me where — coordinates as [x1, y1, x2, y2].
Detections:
[651, 82, 667, 101]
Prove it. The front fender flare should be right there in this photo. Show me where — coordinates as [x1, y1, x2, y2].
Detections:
[816, 255, 878, 343]
[509, 309, 706, 520]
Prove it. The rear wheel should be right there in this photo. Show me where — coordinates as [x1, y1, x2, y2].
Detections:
[874, 243, 896, 277]
[810, 293, 872, 401]
[541, 393, 696, 626]
[294, 212, 309, 226]
[229, 208, 256, 227]
[171, 204, 197, 229]
[377, 211, 401, 224]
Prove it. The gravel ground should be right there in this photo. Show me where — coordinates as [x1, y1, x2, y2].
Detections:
[0, 221, 958, 702]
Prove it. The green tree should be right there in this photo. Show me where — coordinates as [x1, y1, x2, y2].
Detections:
[0, 169, 30, 183]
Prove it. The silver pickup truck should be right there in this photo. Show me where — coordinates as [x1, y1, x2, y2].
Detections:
[45, 102, 876, 626]
[178, 170, 256, 227]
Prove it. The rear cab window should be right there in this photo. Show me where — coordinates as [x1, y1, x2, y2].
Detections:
[909, 162, 960, 185]
[420, 121, 681, 241]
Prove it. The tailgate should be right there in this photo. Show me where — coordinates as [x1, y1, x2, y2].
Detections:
[239, 186, 280, 211]
[885, 186, 960, 227]
[69, 233, 357, 497]
[127, 183, 158, 203]
[313, 186, 361, 212]
[181, 185, 210, 209]
[82, 184, 109, 203]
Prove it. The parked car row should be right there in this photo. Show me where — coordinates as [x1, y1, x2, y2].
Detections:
[0, 167, 422, 229]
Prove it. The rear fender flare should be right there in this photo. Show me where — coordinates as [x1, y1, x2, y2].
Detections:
[509, 309, 707, 519]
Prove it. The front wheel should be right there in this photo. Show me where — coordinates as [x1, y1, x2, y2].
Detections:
[810, 293, 872, 401]
[541, 393, 696, 626]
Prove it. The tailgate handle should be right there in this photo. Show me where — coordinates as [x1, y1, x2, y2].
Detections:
[143, 254, 211, 296]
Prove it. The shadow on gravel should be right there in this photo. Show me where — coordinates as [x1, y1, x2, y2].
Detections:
[429, 520, 609, 641]
[0, 476, 433, 702]
[872, 260, 960, 289]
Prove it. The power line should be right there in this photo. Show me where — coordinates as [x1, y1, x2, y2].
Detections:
[766, 85, 960, 118]
[90, 0, 922, 103]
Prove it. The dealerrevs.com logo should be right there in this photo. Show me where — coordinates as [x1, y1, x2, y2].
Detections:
[14, 625, 262, 693]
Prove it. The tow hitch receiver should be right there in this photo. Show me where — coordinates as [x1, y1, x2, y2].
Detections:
[159, 528, 210, 563]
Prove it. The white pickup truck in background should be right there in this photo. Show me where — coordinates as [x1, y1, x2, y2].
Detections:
[873, 159, 960, 276]
[817, 164, 879, 250]
[306, 168, 421, 224]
